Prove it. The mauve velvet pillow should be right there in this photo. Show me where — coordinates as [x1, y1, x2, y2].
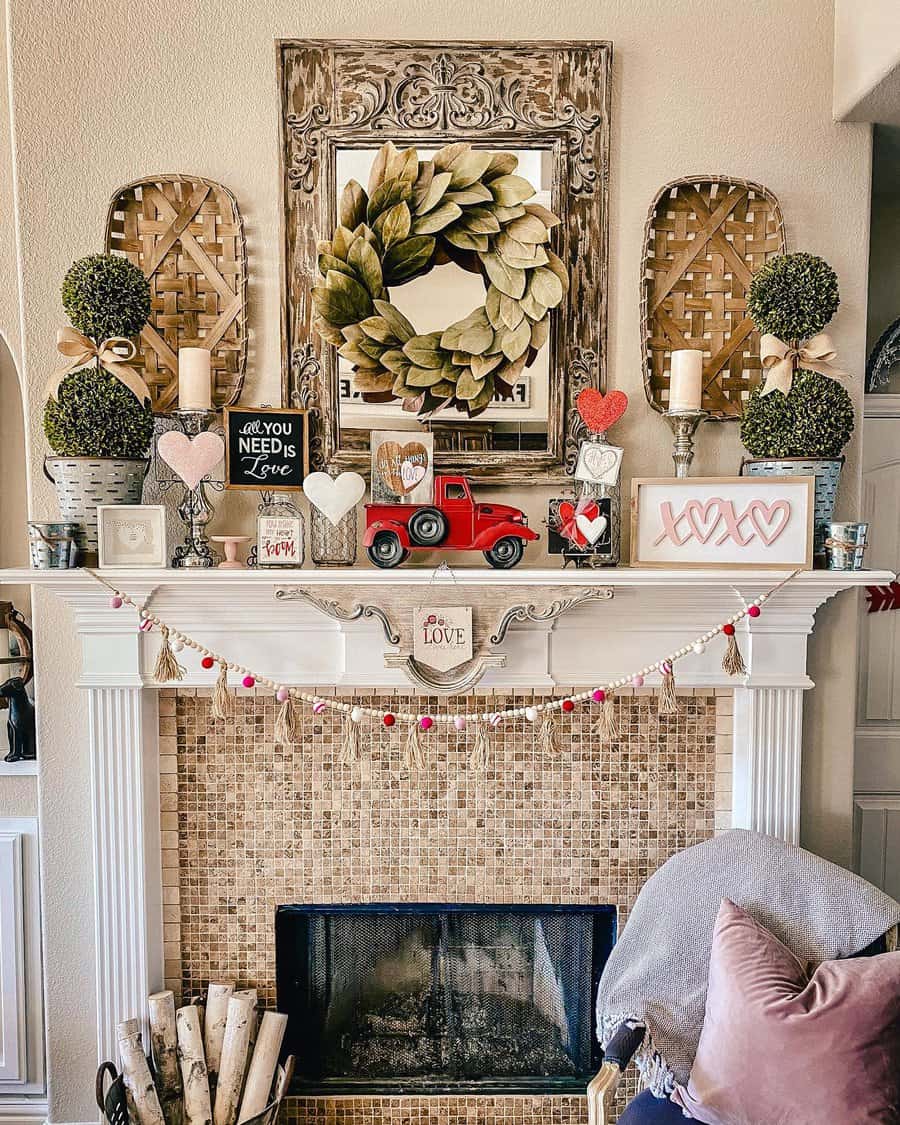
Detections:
[672, 898, 900, 1125]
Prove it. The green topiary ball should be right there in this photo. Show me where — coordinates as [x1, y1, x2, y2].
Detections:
[747, 252, 840, 341]
[740, 369, 854, 459]
[44, 366, 154, 458]
[61, 253, 151, 341]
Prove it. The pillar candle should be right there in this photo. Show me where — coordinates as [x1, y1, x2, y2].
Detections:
[178, 348, 212, 411]
[669, 349, 704, 412]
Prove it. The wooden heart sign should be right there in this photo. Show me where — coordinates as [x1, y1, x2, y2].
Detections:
[376, 440, 429, 496]
[576, 388, 628, 434]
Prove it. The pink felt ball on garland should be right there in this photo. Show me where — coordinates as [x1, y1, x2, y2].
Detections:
[748, 605, 761, 618]
[419, 716, 433, 731]
[631, 674, 645, 688]
[561, 699, 575, 713]
[110, 595, 123, 609]
[201, 656, 215, 670]
[383, 713, 395, 727]
[312, 699, 326, 715]
[454, 716, 466, 731]
[276, 687, 290, 703]
[723, 623, 735, 637]
[242, 675, 255, 688]
[592, 689, 606, 704]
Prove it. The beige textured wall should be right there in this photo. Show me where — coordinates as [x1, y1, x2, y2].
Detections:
[0, 1, 871, 1120]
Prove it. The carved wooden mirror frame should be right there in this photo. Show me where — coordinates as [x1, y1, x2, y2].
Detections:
[278, 39, 611, 482]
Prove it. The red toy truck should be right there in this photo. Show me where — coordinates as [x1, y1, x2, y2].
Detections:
[364, 475, 538, 569]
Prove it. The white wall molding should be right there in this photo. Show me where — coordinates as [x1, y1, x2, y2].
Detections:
[732, 687, 804, 843]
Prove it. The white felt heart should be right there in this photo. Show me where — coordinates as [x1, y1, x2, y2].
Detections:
[575, 512, 608, 546]
[303, 471, 366, 527]
[157, 430, 224, 490]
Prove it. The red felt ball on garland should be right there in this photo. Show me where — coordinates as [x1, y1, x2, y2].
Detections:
[722, 624, 735, 637]
[561, 699, 575, 713]
[383, 713, 396, 727]
[748, 605, 761, 618]
[201, 656, 215, 669]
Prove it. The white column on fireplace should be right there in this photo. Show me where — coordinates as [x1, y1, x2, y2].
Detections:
[5, 566, 883, 1068]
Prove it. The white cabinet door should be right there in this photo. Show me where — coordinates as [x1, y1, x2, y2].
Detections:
[0, 831, 26, 1083]
[855, 396, 900, 891]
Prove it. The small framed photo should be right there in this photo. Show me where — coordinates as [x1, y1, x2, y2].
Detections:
[257, 515, 303, 567]
[630, 476, 814, 569]
[97, 505, 167, 568]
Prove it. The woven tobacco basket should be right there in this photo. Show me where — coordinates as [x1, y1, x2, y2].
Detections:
[105, 174, 248, 413]
[641, 176, 785, 420]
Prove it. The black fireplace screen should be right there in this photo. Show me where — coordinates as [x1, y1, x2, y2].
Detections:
[276, 903, 616, 1095]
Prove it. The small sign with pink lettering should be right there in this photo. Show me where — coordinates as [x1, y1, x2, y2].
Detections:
[630, 476, 814, 569]
[413, 607, 473, 673]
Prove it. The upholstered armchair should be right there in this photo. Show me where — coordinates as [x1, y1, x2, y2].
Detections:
[587, 925, 899, 1125]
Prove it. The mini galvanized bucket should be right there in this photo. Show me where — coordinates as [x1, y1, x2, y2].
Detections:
[28, 522, 79, 568]
[825, 522, 869, 571]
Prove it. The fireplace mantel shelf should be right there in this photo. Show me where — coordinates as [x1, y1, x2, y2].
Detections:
[0, 565, 891, 591]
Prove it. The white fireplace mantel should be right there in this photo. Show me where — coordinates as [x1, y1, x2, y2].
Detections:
[0, 564, 891, 1069]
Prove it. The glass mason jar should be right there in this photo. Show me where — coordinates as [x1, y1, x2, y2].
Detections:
[310, 506, 357, 567]
[255, 492, 305, 568]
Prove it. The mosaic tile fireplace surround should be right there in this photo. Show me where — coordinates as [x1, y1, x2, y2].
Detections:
[160, 687, 733, 1123]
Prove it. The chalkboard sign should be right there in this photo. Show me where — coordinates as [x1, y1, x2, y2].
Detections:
[224, 407, 309, 491]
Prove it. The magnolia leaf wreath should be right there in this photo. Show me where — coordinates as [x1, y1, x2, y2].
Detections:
[312, 141, 568, 418]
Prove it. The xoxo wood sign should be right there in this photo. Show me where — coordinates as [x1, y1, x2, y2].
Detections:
[631, 477, 814, 569]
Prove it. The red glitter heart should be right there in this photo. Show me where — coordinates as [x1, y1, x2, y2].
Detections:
[576, 388, 628, 434]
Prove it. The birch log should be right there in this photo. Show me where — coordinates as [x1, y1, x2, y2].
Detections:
[237, 1011, 287, 1124]
[213, 995, 255, 1125]
[117, 1018, 166, 1125]
[176, 1004, 212, 1125]
[203, 982, 235, 1090]
[149, 991, 184, 1125]
[233, 989, 258, 1051]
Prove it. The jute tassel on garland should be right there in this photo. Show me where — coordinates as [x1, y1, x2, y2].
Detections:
[404, 723, 427, 770]
[340, 713, 361, 764]
[594, 696, 619, 741]
[722, 629, 747, 676]
[538, 712, 559, 755]
[274, 693, 297, 745]
[469, 723, 491, 769]
[210, 660, 230, 721]
[153, 625, 185, 683]
[658, 661, 678, 715]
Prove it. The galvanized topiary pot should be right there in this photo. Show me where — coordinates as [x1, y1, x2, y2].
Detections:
[44, 457, 149, 563]
[741, 456, 843, 567]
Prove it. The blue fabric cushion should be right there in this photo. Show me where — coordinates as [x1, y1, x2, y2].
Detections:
[617, 1089, 686, 1124]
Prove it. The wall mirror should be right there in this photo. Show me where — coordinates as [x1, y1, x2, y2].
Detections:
[279, 40, 611, 482]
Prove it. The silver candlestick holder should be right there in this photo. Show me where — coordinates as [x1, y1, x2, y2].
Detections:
[156, 409, 224, 568]
[662, 409, 709, 478]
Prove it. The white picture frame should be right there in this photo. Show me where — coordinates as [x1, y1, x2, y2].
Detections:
[630, 476, 814, 569]
[97, 505, 167, 569]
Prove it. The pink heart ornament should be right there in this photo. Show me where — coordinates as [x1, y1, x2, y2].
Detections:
[157, 430, 225, 490]
[745, 499, 791, 546]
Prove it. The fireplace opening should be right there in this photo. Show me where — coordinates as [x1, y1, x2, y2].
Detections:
[276, 903, 616, 1095]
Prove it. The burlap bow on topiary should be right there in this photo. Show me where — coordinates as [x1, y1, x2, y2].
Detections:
[46, 326, 151, 404]
[759, 332, 846, 396]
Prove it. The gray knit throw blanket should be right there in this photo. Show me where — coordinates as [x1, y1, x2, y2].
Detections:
[596, 829, 900, 1097]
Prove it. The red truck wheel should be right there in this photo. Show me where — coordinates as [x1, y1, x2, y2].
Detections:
[367, 531, 409, 569]
[484, 536, 524, 569]
[408, 507, 448, 547]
